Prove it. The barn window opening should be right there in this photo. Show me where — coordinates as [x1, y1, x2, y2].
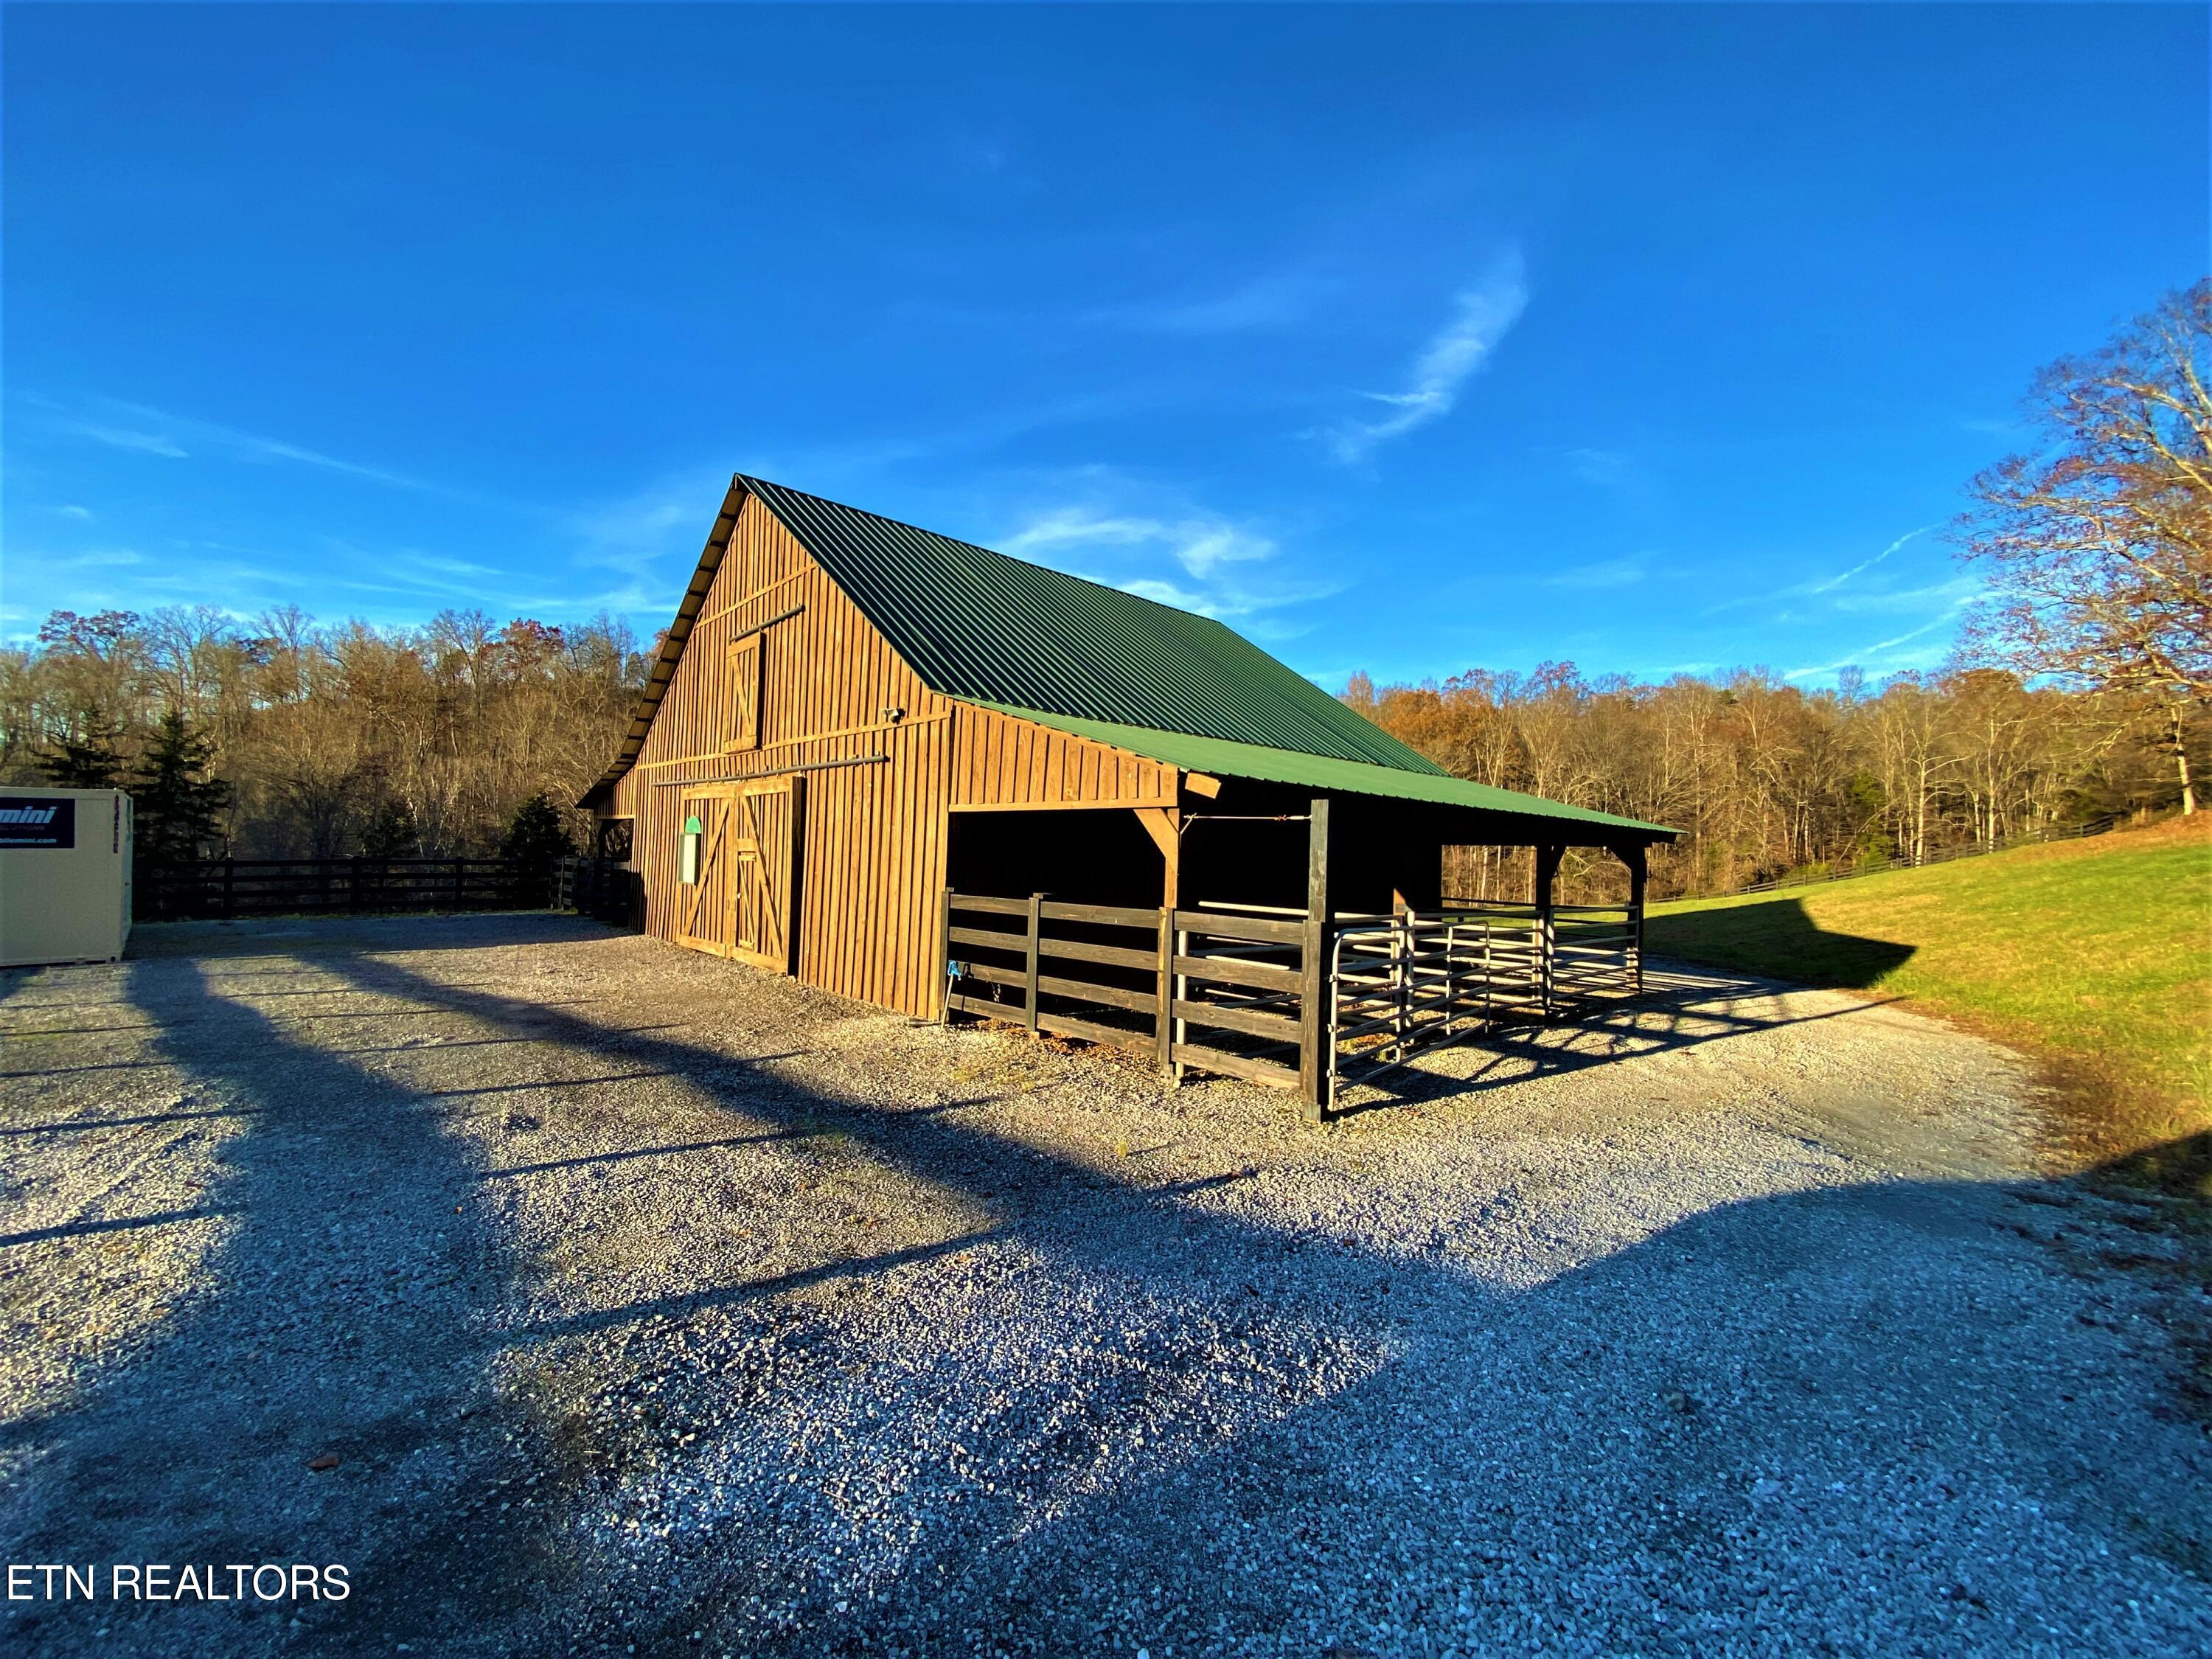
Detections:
[680, 814, 703, 884]
[726, 633, 762, 751]
[597, 818, 634, 863]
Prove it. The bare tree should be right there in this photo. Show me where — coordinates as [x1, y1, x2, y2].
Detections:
[1958, 279, 2212, 812]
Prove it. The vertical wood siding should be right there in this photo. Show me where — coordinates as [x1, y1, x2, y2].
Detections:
[948, 706, 1177, 808]
[608, 497, 954, 1015]
[607, 495, 1186, 1018]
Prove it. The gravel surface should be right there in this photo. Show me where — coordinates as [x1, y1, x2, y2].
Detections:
[1, 912, 2206, 1657]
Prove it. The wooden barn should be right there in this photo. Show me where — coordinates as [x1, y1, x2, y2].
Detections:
[580, 475, 1676, 1115]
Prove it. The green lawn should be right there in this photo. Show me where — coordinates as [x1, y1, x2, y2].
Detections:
[1646, 818, 2212, 1169]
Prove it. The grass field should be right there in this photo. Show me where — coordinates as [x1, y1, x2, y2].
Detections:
[1646, 816, 2212, 1177]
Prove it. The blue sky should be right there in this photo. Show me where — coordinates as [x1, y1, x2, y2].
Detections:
[5, 4, 2205, 690]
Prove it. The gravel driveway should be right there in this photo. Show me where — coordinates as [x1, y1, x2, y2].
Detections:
[2, 913, 2206, 1657]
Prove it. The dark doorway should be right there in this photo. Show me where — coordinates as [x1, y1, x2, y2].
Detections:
[946, 809, 1168, 908]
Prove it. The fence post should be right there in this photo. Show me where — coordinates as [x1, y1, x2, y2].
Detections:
[938, 886, 955, 1023]
[1534, 842, 1562, 1017]
[453, 858, 465, 910]
[1297, 797, 1332, 1121]
[223, 858, 237, 921]
[349, 855, 364, 912]
[1394, 910, 1412, 1048]
[1624, 843, 1647, 995]
[1024, 892, 1043, 1032]
[1156, 908, 1175, 1073]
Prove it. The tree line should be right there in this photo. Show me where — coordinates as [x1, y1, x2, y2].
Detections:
[1345, 662, 2192, 902]
[0, 605, 647, 865]
[1, 282, 2202, 902]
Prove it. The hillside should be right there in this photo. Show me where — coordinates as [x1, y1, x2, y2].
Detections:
[1646, 818, 2212, 1173]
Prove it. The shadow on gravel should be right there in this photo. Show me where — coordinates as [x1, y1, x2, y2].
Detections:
[310, 946, 2211, 1657]
[125, 912, 614, 961]
[10, 928, 2208, 1658]
[1329, 964, 1906, 1117]
[1, 953, 579, 1656]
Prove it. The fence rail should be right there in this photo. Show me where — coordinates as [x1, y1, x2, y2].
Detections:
[138, 857, 547, 921]
[941, 887, 1647, 1110]
[940, 891, 1312, 1093]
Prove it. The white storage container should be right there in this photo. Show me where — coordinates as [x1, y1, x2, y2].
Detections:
[0, 788, 133, 968]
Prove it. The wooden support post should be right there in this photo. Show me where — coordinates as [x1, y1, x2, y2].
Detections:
[1024, 891, 1043, 1033]
[1152, 807, 1180, 1076]
[1534, 841, 1562, 1017]
[1394, 909, 1411, 1048]
[937, 886, 955, 1023]
[1172, 919, 1189, 1084]
[453, 858, 465, 910]
[1157, 909, 1176, 1074]
[1298, 797, 1332, 1121]
[222, 857, 237, 921]
[1623, 843, 1647, 995]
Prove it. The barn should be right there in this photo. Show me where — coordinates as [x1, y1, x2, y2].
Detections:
[580, 475, 1676, 1116]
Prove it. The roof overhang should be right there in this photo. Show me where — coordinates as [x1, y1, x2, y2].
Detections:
[975, 703, 1680, 846]
[577, 478, 749, 810]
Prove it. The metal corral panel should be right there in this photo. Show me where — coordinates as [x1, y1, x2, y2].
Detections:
[0, 788, 133, 968]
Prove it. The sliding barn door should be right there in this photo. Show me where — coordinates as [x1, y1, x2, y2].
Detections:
[730, 777, 801, 973]
[674, 791, 735, 957]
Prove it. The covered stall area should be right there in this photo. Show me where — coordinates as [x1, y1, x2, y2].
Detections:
[940, 748, 1677, 1120]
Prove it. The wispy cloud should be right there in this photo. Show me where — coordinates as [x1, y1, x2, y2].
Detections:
[1085, 271, 1333, 336]
[1705, 524, 1940, 617]
[1562, 447, 1632, 488]
[1543, 555, 1646, 591]
[999, 507, 1276, 580]
[62, 421, 187, 459]
[1804, 524, 1936, 595]
[990, 483, 1343, 623]
[1320, 251, 1529, 463]
[7, 546, 147, 578]
[563, 470, 740, 617]
[58, 504, 94, 521]
[1826, 574, 1980, 617]
[28, 393, 494, 499]
[1783, 602, 1975, 683]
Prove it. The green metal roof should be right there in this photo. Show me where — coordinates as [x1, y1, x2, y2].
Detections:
[976, 703, 1674, 839]
[587, 475, 1675, 840]
[741, 476, 1445, 774]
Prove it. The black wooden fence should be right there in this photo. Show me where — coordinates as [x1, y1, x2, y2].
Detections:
[1724, 814, 2121, 899]
[553, 857, 639, 927]
[137, 857, 549, 921]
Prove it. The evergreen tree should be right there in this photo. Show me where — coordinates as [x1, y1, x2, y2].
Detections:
[37, 726, 127, 788]
[133, 709, 233, 866]
[498, 790, 574, 877]
[360, 798, 420, 860]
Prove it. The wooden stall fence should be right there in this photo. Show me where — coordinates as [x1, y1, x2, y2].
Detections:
[943, 887, 1646, 1110]
[942, 891, 1308, 1093]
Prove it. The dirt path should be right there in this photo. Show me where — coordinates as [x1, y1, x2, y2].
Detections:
[2, 915, 2205, 1657]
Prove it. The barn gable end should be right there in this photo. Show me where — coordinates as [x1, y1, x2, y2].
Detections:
[599, 490, 1180, 1015]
